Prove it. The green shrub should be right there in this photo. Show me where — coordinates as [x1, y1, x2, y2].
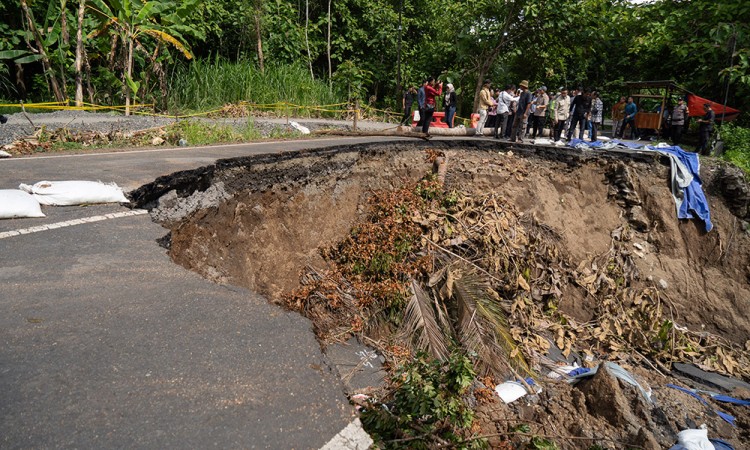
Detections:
[361, 351, 483, 449]
[721, 122, 750, 175]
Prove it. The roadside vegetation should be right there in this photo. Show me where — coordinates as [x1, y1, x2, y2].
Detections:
[721, 123, 750, 175]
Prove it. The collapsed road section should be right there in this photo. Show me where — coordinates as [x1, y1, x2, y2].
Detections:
[132, 140, 750, 449]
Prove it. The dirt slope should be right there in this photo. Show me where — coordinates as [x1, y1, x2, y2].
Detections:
[132, 140, 750, 447]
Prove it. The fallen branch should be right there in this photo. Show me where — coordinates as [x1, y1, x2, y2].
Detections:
[20, 101, 37, 131]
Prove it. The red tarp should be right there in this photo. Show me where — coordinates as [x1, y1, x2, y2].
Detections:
[687, 94, 740, 121]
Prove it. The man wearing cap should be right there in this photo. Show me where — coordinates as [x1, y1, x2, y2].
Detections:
[696, 103, 714, 155]
[510, 80, 532, 143]
[475, 79, 493, 136]
[531, 86, 549, 139]
[670, 97, 689, 146]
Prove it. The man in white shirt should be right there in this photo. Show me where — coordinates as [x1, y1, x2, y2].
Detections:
[494, 84, 518, 139]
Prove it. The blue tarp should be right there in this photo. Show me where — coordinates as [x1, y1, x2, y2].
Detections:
[645, 146, 713, 232]
[567, 140, 713, 232]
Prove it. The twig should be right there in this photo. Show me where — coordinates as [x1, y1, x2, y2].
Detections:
[19, 101, 37, 131]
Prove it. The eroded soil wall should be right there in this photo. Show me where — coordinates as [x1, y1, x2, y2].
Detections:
[132, 140, 750, 344]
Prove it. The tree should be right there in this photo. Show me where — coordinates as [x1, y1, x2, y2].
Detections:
[87, 0, 198, 114]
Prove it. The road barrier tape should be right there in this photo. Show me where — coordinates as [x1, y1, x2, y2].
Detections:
[1, 99, 365, 120]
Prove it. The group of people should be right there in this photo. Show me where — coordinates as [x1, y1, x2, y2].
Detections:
[474, 80, 607, 143]
[401, 78, 717, 155]
[400, 77, 454, 136]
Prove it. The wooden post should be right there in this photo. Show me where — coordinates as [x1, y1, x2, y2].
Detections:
[353, 99, 359, 131]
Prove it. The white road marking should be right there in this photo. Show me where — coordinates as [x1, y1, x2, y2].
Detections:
[320, 418, 373, 450]
[0, 209, 148, 239]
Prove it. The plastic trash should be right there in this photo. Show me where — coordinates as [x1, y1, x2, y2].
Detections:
[495, 379, 542, 404]
[0, 150, 11, 158]
[0, 189, 45, 219]
[668, 429, 716, 450]
[19, 180, 129, 206]
[666, 384, 736, 427]
[290, 121, 311, 134]
[178, 138, 188, 146]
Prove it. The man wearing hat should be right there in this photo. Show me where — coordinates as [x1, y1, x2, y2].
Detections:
[670, 97, 689, 146]
[475, 79, 493, 136]
[510, 80, 532, 142]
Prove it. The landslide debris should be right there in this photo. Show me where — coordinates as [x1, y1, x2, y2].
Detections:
[142, 142, 750, 449]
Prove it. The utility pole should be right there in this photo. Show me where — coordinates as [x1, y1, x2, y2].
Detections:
[721, 23, 737, 125]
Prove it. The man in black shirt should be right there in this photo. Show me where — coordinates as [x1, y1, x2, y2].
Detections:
[696, 103, 715, 155]
[510, 80, 532, 143]
[567, 88, 592, 141]
[400, 86, 417, 126]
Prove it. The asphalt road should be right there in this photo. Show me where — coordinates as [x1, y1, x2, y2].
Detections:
[0, 137, 408, 448]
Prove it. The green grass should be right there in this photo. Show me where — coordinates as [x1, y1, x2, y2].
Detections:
[168, 58, 345, 116]
[720, 123, 750, 175]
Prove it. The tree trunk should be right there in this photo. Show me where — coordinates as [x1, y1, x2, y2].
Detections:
[61, 0, 70, 45]
[125, 37, 134, 116]
[108, 34, 118, 70]
[327, 0, 332, 85]
[74, 0, 85, 106]
[471, 62, 490, 113]
[254, 9, 264, 73]
[304, 0, 313, 79]
[20, 0, 65, 102]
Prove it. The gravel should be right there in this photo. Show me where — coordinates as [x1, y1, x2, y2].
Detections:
[0, 110, 391, 146]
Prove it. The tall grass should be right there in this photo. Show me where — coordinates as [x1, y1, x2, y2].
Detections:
[168, 58, 344, 115]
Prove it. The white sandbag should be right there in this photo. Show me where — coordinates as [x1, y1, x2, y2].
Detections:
[0, 189, 45, 219]
[289, 121, 311, 134]
[19, 180, 129, 206]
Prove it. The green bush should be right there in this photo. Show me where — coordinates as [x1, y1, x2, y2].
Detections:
[721, 122, 750, 175]
[360, 351, 484, 449]
[168, 58, 344, 114]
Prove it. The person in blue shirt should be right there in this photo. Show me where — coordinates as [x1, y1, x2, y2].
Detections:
[617, 96, 639, 140]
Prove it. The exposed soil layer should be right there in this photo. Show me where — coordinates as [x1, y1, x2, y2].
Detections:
[133, 140, 750, 447]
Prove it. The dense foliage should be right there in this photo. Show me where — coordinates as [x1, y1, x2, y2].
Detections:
[0, 0, 748, 118]
[721, 123, 750, 175]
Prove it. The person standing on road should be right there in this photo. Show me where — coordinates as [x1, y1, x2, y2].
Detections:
[444, 83, 457, 127]
[422, 77, 443, 135]
[510, 80, 532, 143]
[494, 84, 517, 139]
[552, 88, 570, 142]
[531, 86, 549, 139]
[475, 79, 493, 136]
[670, 97, 689, 146]
[400, 86, 417, 126]
[567, 88, 592, 141]
[590, 91, 603, 141]
[618, 96, 639, 140]
[416, 80, 427, 128]
[611, 96, 626, 137]
[696, 103, 715, 155]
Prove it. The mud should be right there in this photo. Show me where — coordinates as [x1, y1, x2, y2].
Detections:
[133, 139, 750, 447]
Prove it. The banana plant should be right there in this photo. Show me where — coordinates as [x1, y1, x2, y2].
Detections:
[86, 0, 199, 114]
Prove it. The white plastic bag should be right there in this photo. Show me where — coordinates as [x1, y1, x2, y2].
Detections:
[19, 180, 129, 206]
[674, 429, 715, 450]
[0, 189, 45, 219]
[413, 110, 421, 122]
[289, 121, 311, 134]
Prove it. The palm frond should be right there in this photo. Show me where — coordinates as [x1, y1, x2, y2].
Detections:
[452, 266, 532, 377]
[401, 279, 451, 361]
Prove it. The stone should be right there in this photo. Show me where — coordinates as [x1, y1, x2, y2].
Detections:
[658, 279, 668, 289]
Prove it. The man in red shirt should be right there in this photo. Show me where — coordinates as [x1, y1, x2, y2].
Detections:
[422, 77, 443, 135]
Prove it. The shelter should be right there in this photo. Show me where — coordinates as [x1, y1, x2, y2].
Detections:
[624, 80, 740, 134]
